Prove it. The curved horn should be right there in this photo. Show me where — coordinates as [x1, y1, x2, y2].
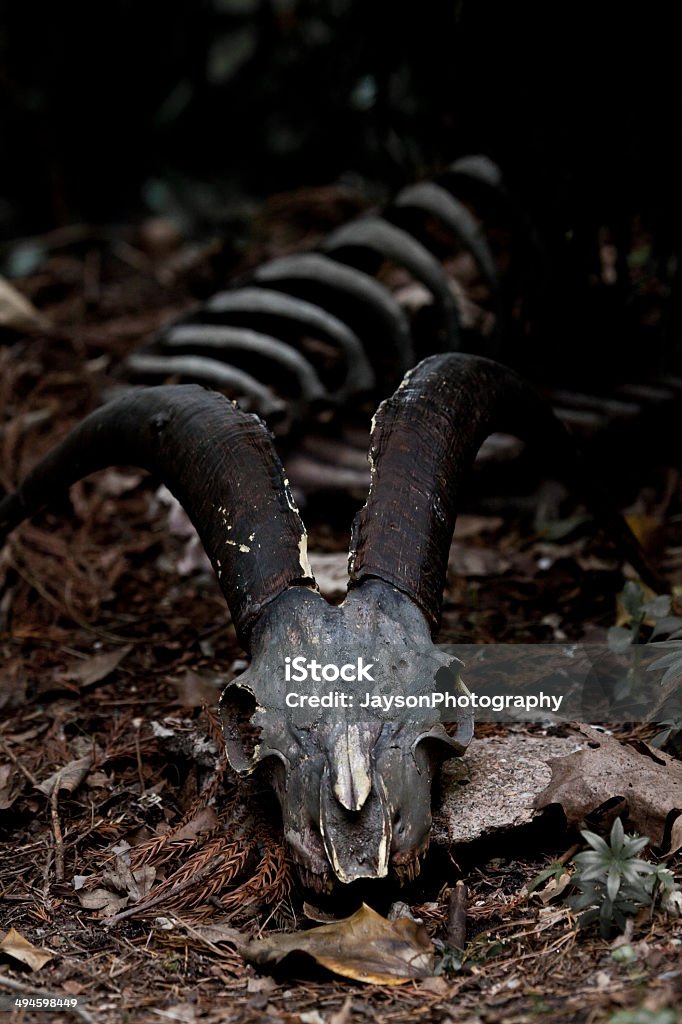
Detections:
[348, 353, 663, 633]
[0, 385, 315, 648]
[321, 216, 461, 350]
[201, 287, 375, 396]
[248, 253, 415, 376]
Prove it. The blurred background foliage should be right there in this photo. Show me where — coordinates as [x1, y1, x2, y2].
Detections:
[0, 0, 680, 366]
[0, 1, 678, 230]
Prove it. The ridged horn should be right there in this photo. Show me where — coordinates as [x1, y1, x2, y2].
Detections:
[348, 353, 663, 633]
[0, 385, 316, 648]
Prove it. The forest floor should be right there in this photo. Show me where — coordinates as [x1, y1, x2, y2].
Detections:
[1, 211, 681, 1024]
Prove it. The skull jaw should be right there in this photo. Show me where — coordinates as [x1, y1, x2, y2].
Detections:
[267, 734, 450, 892]
[319, 767, 391, 884]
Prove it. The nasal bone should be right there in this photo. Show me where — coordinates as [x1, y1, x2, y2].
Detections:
[329, 723, 373, 811]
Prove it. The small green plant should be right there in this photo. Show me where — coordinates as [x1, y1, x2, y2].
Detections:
[647, 638, 682, 754]
[527, 859, 567, 894]
[607, 581, 682, 748]
[432, 944, 464, 976]
[607, 1009, 679, 1024]
[607, 582, 677, 650]
[567, 818, 680, 938]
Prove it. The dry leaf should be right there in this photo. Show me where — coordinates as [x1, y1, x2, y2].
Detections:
[171, 807, 219, 843]
[302, 903, 338, 923]
[172, 670, 222, 708]
[36, 754, 93, 797]
[449, 543, 512, 577]
[62, 980, 86, 996]
[0, 276, 50, 333]
[155, 1003, 195, 1023]
[453, 514, 504, 539]
[0, 764, 21, 810]
[418, 976, 451, 996]
[535, 725, 682, 853]
[77, 888, 129, 916]
[186, 920, 242, 948]
[0, 927, 53, 970]
[533, 871, 573, 904]
[102, 857, 156, 902]
[240, 903, 434, 985]
[328, 998, 353, 1024]
[63, 645, 133, 690]
[623, 515, 664, 554]
[246, 977, 278, 993]
[77, 850, 157, 918]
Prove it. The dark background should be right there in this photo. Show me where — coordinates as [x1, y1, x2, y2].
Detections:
[1, 0, 681, 371]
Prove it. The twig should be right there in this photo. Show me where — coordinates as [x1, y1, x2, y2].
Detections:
[50, 785, 65, 883]
[447, 880, 467, 952]
[557, 842, 581, 866]
[133, 719, 145, 796]
[0, 738, 39, 787]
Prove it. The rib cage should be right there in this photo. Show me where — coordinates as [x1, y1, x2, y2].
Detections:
[123, 156, 506, 435]
[121, 155, 682, 498]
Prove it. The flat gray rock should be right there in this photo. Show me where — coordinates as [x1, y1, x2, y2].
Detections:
[433, 730, 585, 845]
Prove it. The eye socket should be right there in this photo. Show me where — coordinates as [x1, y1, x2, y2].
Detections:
[219, 682, 262, 774]
[414, 722, 471, 761]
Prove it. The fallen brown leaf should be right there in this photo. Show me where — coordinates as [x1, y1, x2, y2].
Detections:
[449, 543, 512, 577]
[77, 887, 129, 916]
[453, 514, 504, 539]
[240, 903, 434, 985]
[246, 977, 278, 994]
[62, 645, 133, 690]
[171, 807, 219, 843]
[172, 670, 222, 708]
[0, 276, 50, 332]
[533, 871, 573, 905]
[418, 975, 451, 996]
[328, 997, 353, 1024]
[36, 754, 93, 797]
[183, 919, 242, 949]
[102, 857, 156, 903]
[0, 764, 21, 810]
[535, 725, 682, 852]
[0, 928, 53, 970]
